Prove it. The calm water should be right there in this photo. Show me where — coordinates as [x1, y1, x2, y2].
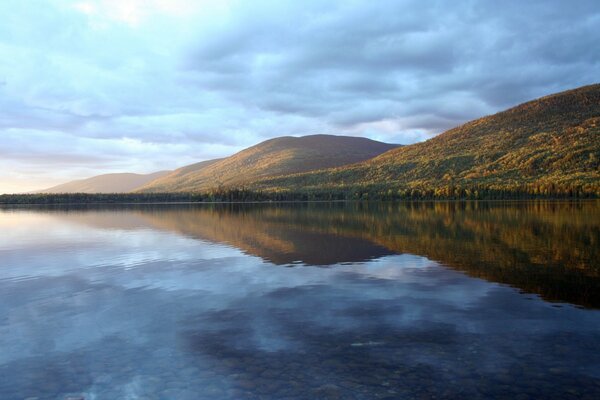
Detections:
[0, 201, 599, 400]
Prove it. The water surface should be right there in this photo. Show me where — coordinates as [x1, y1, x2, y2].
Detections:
[1, 201, 599, 399]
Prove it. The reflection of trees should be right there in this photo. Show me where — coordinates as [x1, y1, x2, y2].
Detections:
[132, 201, 599, 307]
[349, 202, 599, 308]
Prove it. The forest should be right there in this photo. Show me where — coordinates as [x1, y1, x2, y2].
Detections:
[1, 182, 598, 205]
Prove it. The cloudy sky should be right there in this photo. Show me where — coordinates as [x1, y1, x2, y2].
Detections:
[1, 0, 598, 193]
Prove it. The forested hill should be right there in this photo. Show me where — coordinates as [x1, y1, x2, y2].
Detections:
[137, 135, 399, 192]
[255, 84, 600, 198]
[15, 84, 600, 202]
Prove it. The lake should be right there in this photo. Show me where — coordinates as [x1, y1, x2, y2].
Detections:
[0, 201, 599, 400]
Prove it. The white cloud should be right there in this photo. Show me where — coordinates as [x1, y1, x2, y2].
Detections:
[72, 0, 230, 26]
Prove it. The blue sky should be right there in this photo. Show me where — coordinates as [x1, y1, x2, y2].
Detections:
[1, 0, 599, 193]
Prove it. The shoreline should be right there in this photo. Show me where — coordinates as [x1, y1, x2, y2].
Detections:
[1, 198, 597, 207]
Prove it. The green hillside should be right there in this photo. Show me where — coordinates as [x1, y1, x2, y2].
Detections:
[137, 135, 399, 192]
[255, 84, 600, 198]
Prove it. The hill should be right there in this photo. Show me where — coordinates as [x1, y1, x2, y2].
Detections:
[137, 135, 399, 192]
[254, 84, 600, 198]
[38, 171, 171, 194]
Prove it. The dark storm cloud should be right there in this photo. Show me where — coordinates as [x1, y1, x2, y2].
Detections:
[187, 0, 600, 128]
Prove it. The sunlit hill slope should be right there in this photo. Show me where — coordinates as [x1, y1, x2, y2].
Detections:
[137, 135, 399, 192]
[255, 84, 600, 197]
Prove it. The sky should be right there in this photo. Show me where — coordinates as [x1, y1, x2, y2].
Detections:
[0, 0, 599, 193]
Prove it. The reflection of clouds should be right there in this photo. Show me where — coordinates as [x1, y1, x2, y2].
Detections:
[1, 209, 600, 398]
[0, 218, 494, 370]
[0, 211, 239, 281]
[182, 275, 600, 398]
[342, 253, 433, 279]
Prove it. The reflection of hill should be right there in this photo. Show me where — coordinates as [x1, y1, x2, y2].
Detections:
[132, 202, 599, 307]
[303, 202, 600, 307]
[133, 206, 395, 265]
[31, 201, 600, 308]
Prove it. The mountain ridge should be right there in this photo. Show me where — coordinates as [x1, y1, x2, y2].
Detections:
[37, 171, 171, 194]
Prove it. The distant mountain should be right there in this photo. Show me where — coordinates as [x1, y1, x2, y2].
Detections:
[38, 171, 171, 194]
[137, 134, 399, 192]
[255, 84, 600, 196]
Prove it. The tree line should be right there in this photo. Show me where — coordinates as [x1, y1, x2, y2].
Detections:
[0, 183, 597, 205]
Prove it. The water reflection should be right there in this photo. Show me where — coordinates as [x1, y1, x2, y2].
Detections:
[0, 202, 599, 399]
[11, 201, 596, 306]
